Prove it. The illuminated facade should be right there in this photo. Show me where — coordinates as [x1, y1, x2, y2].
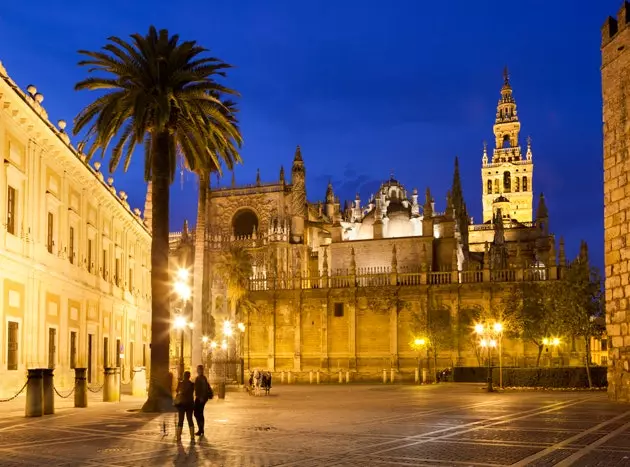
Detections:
[170, 72, 589, 380]
[0, 62, 152, 396]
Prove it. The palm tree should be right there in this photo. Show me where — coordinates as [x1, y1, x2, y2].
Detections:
[73, 26, 242, 412]
[215, 245, 254, 320]
[192, 99, 241, 368]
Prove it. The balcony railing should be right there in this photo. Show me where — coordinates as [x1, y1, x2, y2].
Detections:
[247, 266, 554, 291]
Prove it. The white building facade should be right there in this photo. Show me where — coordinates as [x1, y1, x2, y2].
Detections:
[0, 61, 152, 396]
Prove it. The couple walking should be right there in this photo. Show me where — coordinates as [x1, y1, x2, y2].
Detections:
[174, 364, 213, 443]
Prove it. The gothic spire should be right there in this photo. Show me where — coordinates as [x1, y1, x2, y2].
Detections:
[293, 145, 303, 162]
[451, 157, 469, 247]
[496, 67, 518, 124]
[536, 193, 548, 219]
[279, 165, 285, 183]
[326, 181, 334, 204]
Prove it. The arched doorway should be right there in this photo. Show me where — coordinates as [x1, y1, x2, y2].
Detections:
[232, 209, 259, 237]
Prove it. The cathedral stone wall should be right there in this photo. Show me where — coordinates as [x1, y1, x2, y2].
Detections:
[329, 237, 433, 272]
[240, 283, 567, 380]
[602, 3, 630, 402]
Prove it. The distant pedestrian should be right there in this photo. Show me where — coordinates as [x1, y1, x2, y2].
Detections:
[174, 371, 195, 444]
[193, 365, 212, 437]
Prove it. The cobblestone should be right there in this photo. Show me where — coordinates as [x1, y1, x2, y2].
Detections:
[0, 384, 628, 465]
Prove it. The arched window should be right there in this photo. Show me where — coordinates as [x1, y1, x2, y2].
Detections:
[502, 134, 511, 148]
[486, 180, 492, 194]
[522, 176, 528, 192]
[515, 177, 520, 192]
[232, 209, 259, 237]
[494, 179, 499, 194]
[503, 171, 511, 192]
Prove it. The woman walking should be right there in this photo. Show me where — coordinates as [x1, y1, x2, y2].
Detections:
[174, 371, 196, 444]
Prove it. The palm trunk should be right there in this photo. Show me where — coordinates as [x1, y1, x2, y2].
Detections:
[535, 343, 543, 367]
[191, 172, 208, 369]
[585, 336, 593, 389]
[142, 131, 173, 413]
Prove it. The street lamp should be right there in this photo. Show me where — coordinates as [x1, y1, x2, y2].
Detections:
[475, 321, 503, 392]
[543, 337, 561, 367]
[411, 338, 430, 384]
[173, 315, 193, 379]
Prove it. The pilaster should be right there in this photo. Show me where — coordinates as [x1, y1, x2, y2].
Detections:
[348, 291, 357, 370]
[389, 306, 398, 370]
[293, 293, 301, 371]
[320, 301, 328, 369]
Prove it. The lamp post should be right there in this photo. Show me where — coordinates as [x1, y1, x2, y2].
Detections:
[238, 322, 246, 385]
[543, 337, 560, 367]
[412, 338, 430, 384]
[475, 321, 503, 392]
[173, 268, 192, 380]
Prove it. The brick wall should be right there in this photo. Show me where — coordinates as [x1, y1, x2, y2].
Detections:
[602, 3, 630, 402]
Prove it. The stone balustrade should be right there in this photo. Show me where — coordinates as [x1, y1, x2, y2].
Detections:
[248, 265, 558, 291]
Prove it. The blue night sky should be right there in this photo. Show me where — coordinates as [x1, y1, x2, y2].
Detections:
[0, 0, 617, 269]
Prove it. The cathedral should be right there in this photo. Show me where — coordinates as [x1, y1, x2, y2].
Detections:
[170, 71, 600, 380]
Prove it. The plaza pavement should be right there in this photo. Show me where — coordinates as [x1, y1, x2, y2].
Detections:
[0, 384, 628, 466]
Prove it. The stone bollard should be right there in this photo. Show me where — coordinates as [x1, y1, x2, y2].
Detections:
[338, 370, 342, 383]
[345, 371, 350, 383]
[382, 369, 387, 384]
[422, 368, 428, 384]
[390, 369, 395, 384]
[281, 371, 285, 384]
[25, 369, 44, 417]
[131, 367, 147, 397]
[288, 371, 292, 384]
[415, 368, 419, 383]
[74, 368, 87, 408]
[309, 370, 313, 384]
[43, 369, 54, 415]
[103, 367, 120, 402]
[217, 382, 226, 399]
[316, 370, 320, 384]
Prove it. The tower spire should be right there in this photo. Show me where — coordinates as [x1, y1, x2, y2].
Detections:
[503, 65, 510, 86]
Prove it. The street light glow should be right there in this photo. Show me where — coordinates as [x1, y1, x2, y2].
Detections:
[552, 338, 560, 346]
[223, 320, 233, 337]
[237, 322, 246, 332]
[177, 268, 189, 281]
[210, 341, 217, 349]
[493, 322, 503, 333]
[202, 336, 209, 343]
[543, 338, 549, 346]
[475, 324, 484, 334]
[489, 339, 497, 348]
[414, 338, 426, 347]
[221, 340, 227, 350]
[480, 339, 488, 348]
[174, 281, 191, 301]
[174, 315, 187, 329]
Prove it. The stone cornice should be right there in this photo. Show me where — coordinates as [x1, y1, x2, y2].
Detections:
[0, 62, 150, 242]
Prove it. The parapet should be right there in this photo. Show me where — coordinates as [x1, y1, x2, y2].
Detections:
[602, 2, 630, 47]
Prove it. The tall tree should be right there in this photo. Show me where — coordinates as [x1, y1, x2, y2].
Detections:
[504, 282, 563, 366]
[73, 26, 242, 412]
[192, 99, 242, 368]
[557, 242, 604, 387]
[214, 245, 254, 321]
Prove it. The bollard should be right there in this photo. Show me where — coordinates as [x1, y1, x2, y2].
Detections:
[316, 370, 320, 384]
[415, 368, 419, 383]
[131, 367, 147, 397]
[422, 368, 428, 384]
[43, 369, 54, 415]
[281, 371, 285, 384]
[309, 370, 313, 384]
[345, 371, 350, 383]
[382, 369, 387, 384]
[103, 367, 120, 402]
[25, 369, 44, 417]
[338, 370, 342, 383]
[288, 371, 292, 384]
[74, 368, 87, 408]
[217, 382, 226, 399]
[390, 369, 395, 384]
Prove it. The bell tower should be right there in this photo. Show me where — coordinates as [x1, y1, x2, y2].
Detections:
[481, 68, 534, 224]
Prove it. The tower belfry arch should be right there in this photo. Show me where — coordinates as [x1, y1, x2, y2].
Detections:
[481, 68, 534, 224]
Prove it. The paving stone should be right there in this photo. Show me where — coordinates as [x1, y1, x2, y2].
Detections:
[0, 385, 627, 465]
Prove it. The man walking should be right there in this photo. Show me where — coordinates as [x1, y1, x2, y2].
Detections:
[193, 365, 212, 437]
